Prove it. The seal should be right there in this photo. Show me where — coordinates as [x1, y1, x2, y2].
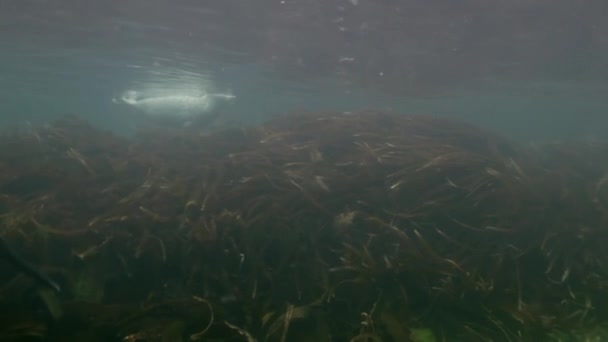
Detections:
[113, 89, 236, 120]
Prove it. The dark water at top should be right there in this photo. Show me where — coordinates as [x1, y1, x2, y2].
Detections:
[1, 0, 607, 140]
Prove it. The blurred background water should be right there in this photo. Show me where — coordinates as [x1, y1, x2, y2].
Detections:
[0, 0, 607, 140]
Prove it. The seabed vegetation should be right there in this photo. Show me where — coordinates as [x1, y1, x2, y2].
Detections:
[0, 111, 607, 341]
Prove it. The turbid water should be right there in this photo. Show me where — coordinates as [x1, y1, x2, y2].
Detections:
[1, 1, 607, 141]
[1, 1, 608, 341]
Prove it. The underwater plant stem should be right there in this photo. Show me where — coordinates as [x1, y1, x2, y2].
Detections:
[0, 237, 61, 292]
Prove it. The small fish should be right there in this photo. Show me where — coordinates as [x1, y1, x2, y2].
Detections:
[0, 237, 61, 292]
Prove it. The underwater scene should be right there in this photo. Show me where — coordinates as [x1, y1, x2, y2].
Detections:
[1, 1, 608, 341]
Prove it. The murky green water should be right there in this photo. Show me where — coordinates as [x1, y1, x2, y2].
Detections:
[1, 1, 608, 340]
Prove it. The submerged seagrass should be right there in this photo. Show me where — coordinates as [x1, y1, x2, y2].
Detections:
[0, 111, 607, 341]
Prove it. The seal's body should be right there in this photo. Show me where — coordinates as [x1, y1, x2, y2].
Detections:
[114, 90, 236, 120]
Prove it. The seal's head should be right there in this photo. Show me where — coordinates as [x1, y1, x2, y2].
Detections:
[112, 90, 138, 105]
[120, 90, 140, 105]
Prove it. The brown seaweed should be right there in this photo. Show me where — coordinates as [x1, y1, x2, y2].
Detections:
[0, 112, 606, 340]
